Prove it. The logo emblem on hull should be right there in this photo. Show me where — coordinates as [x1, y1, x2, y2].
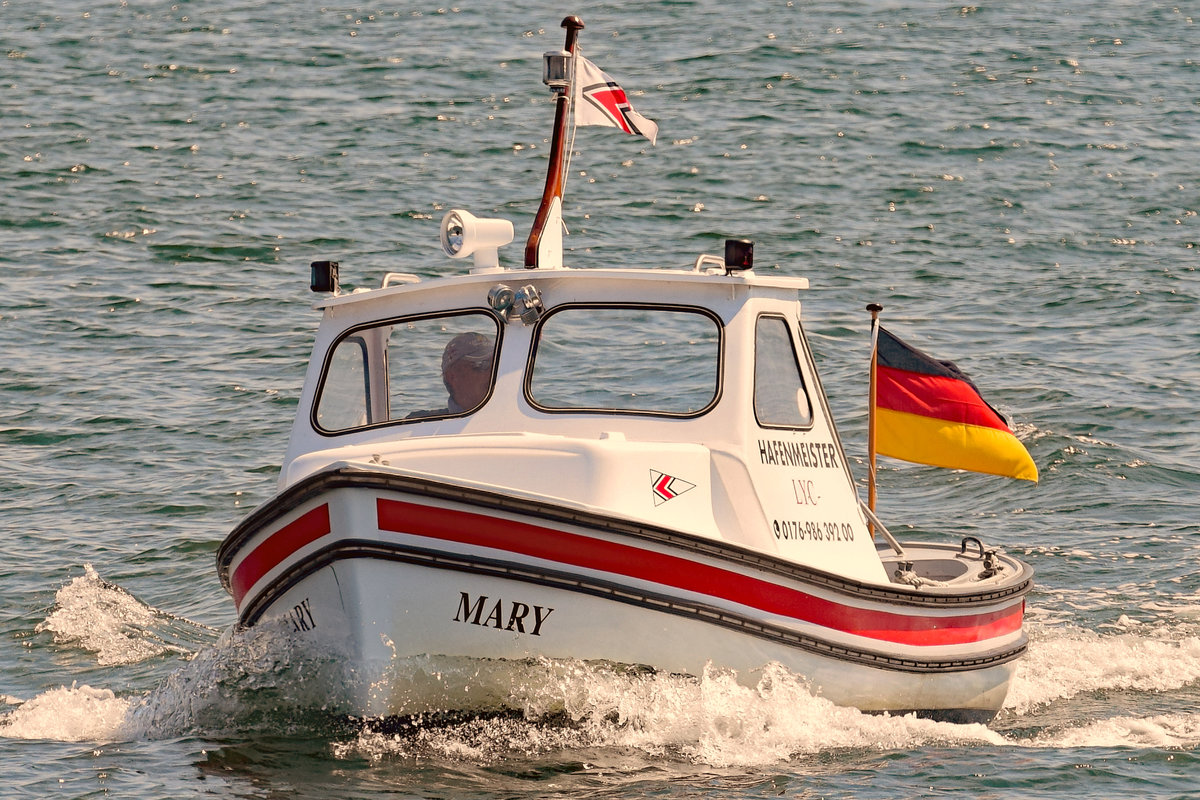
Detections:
[650, 470, 695, 506]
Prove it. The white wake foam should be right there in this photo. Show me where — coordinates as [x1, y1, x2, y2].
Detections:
[1039, 712, 1200, 749]
[124, 617, 354, 739]
[34, 563, 216, 666]
[1005, 624, 1200, 714]
[9, 574, 1200, 761]
[338, 661, 1004, 767]
[0, 684, 131, 742]
[2, 617, 343, 743]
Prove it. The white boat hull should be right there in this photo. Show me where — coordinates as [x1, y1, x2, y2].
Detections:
[218, 468, 1030, 724]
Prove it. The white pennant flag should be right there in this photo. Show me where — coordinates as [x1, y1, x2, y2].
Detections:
[573, 56, 658, 145]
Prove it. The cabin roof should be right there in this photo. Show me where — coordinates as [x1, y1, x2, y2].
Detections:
[313, 266, 810, 311]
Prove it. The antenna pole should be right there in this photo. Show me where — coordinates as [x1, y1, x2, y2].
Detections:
[866, 302, 883, 537]
[524, 16, 584, 269]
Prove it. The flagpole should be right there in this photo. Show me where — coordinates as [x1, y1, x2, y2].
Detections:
[525, 16, 584, 269]
[866, 302, 883, 537]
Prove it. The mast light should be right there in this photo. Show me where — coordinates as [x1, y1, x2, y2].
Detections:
[543, 50, 572, 91]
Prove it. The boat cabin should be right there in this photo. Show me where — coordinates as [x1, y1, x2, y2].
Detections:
[283, 236, 890, 586]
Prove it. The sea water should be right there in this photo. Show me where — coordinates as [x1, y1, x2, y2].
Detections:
[2, 1, 1199, 797]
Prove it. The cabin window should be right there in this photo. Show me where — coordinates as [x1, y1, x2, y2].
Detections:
[754, 316, 813, 428]
[314, 312, 499, 433]
[315, 335, 371, 431]
[528, 305, 720, 415]
[387, 314, 498, 420]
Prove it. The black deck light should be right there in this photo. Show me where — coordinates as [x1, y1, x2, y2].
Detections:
[724, 239, 754, 274]
[310, 260, 340, 293]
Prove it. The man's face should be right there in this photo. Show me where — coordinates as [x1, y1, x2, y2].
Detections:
[445, 358, 491, 410]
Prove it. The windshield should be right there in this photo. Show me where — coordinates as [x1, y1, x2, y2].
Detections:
[527, 305, 721, 415]
[314, 311, 500, 433]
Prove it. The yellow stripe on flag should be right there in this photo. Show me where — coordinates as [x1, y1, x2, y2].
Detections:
[877, 408, 1038, 482]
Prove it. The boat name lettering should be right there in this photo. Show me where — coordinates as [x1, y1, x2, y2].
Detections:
[792, 479, 819, 506]
[454, 591, 554, 636]
[758, 439, 840, 470]
[773, 519, 855, 542]
[290, 597, 316, 632]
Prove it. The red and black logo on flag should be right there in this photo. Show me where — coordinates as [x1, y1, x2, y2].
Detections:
[581, 81, 648, 138]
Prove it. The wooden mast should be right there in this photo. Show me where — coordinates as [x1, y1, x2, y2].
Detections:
[524, 15, 584, 269]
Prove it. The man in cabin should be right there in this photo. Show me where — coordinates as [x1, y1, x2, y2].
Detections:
[441, 331, 495, 413]
[403, 331, 495, 419]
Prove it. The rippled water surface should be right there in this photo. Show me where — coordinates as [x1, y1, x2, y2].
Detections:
[3, 2, 1199, 798]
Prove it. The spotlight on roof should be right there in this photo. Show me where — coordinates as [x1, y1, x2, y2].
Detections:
[440, 209, 514, 271]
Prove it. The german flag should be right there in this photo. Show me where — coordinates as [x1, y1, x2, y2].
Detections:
[873, 327, 1037, 482]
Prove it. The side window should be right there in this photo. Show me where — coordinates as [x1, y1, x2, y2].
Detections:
[314, 312, 499, 433]
[316, 336, 370, 431]
[754, 316, 812, 428]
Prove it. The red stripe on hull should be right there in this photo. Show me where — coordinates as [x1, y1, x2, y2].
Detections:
[375, 497, 1022, 647]
[231, 504, 331, 605]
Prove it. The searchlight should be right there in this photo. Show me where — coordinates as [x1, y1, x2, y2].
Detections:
[440, 209, 514, 271]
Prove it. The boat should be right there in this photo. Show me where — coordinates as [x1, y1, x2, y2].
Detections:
[216, 16, 1032, 725]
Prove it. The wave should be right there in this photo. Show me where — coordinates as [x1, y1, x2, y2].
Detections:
[1036, 712, 1200, 749]
[1005, 622, 1200, 715]
[34, 563, 219, 667]
[332, 660, 1006, 767]
[0, 684, 132, 743]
